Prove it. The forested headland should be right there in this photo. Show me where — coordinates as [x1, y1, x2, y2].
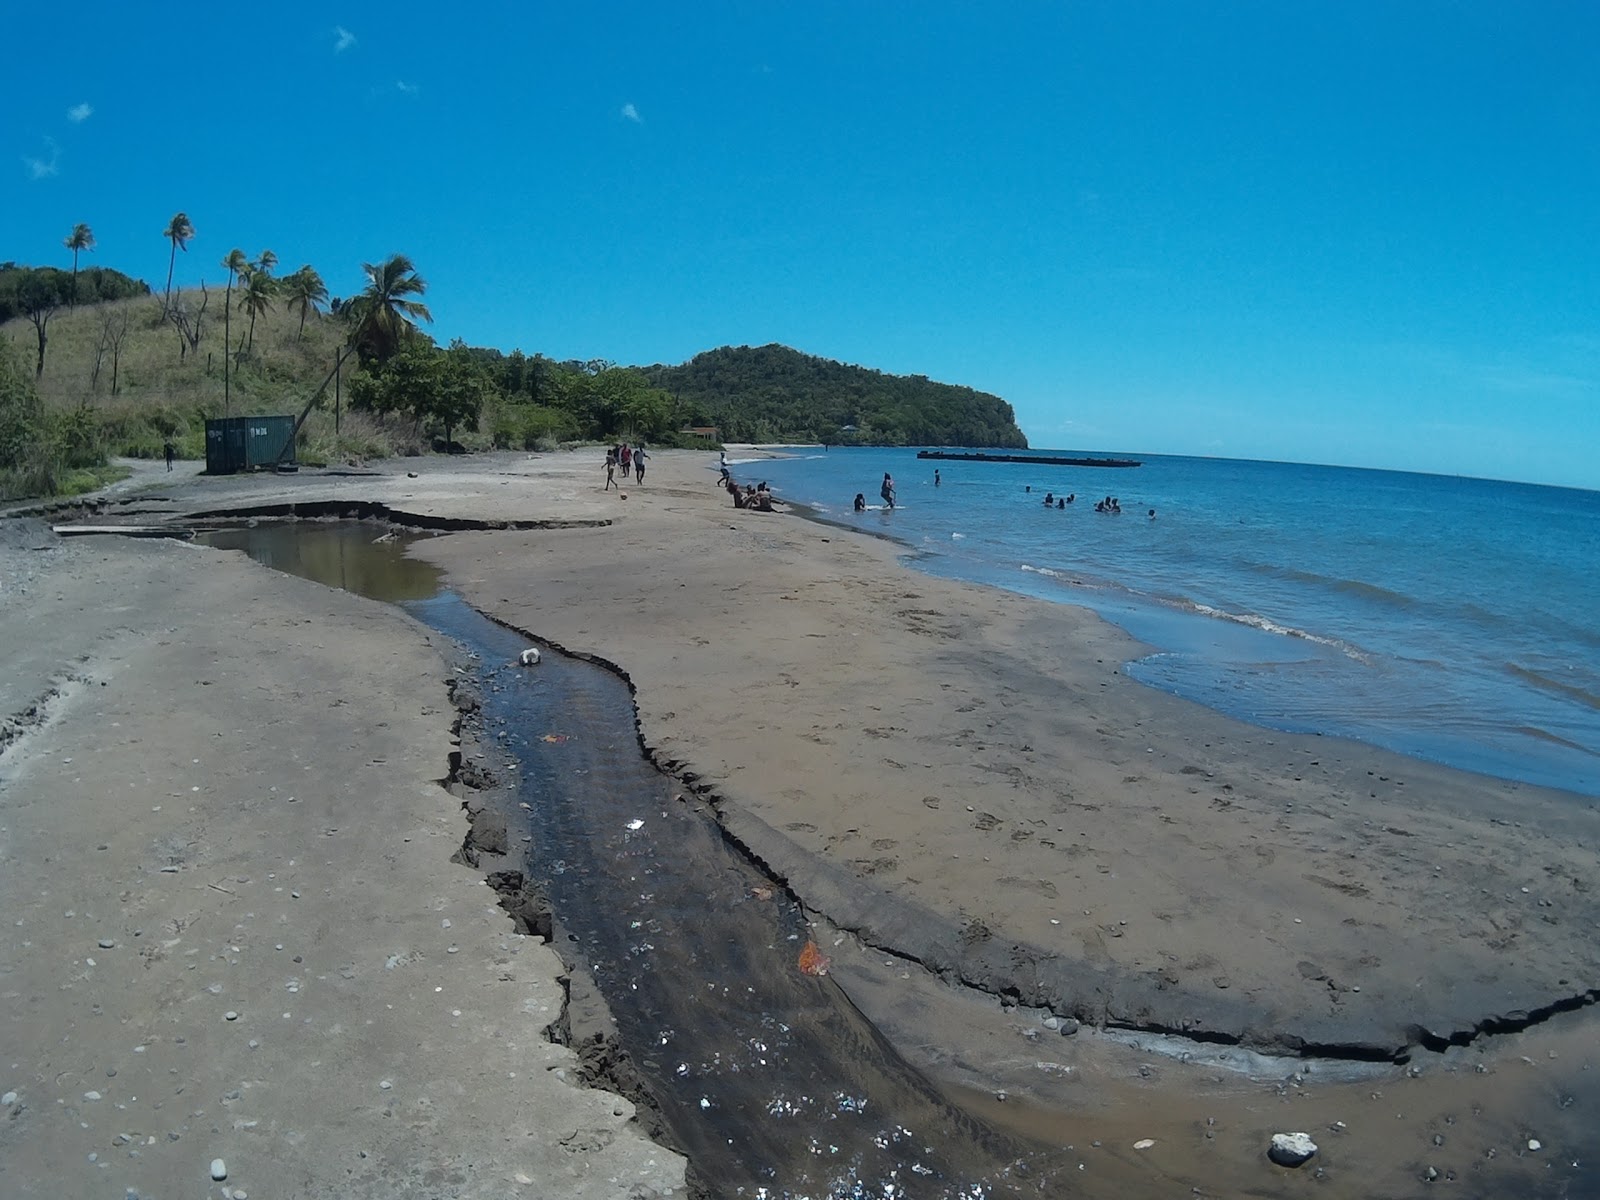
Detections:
[641, 344, 1028, 448]
[3, 217, 1027, 500]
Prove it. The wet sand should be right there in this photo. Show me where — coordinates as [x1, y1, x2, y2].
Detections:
[10, 448, 1599, 1197]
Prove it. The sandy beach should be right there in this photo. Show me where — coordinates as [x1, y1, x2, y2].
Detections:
[5, 447, 1597, 1198]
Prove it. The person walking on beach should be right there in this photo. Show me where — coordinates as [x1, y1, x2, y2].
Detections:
[934, 469, 941, 487]
[880, 473, 896, 510]
[619, 443, 632, 475]
[633, 444, 648, 483]
[604, 448, 618, 490]
[163, 439, 175, 471]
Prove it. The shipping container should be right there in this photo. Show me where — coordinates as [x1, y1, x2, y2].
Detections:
[205, 416, 297, 474]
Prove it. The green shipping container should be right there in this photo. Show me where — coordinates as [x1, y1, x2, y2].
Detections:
[205, 415, 297, 474]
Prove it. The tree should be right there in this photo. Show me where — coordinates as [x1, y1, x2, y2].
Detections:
[283, 265, 329, 340]
[237, 267, 276, 356]
[220, 249, 248, 413]
[63, 223, 95, 306]
[161, 212, 194, 312]
[349, 254, 432, 362]
[9, 268, 69, 378]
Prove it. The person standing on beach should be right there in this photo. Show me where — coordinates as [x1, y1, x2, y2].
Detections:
[934, 468, 941, 487]
[163, 439, 175, 471]
[604, 448, 618, 490]
[633, 444, 648, 483]
[880, 473, 896, 509]
[619, 443, 632, 475]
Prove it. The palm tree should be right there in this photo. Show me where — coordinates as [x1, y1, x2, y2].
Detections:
[161, 212, 194, 313]
[220, 249, 249, 413]
[350, 254, 433, 362]
[63, 223, 95, 306]
[237, 267, 276, 356]
[254, 249, 278, 276]
[283, 265, 329, 340]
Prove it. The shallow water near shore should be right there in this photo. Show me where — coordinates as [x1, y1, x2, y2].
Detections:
[198, 519, 1600, 1200]
[741, 449, 1600, 797]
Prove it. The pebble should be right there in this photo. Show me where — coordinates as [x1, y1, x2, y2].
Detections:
[1133, 1138, 1155, 1150]
[1528, 1138, 1542, 1151]
[211, 1157, 228, 1181]
[98, 939, 116, 949]
[224, 1011, 239, 1021]
[379, 1080, 392, 1090]
[2, 1091, 17, 1105]
[83, 1090, 102, 1101]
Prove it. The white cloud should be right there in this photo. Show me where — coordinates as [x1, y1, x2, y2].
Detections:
[23, 137, 59, 180]
[395, 80, 419, 95]
[67, 102, 93, 123]
[334, 25, 356, 52]
[621, 102, 641, 123]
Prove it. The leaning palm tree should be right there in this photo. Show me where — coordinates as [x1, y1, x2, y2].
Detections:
[63, 223, 95, 306]
[220, 248, 249, 413]
[282, 265, 329, 340]
[161, 212, 194, 312]
[237, 267, 277, 356]
[349, 254, 433, 362]
[254, 249, 278, 276]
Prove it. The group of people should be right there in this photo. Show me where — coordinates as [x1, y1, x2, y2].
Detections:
[604, 442, 648, 490]
[853, 472, 896, 512]
[1093, 495, 1121, 513]
[1040, 491, 1077, 509]
[725, 476, 776, 511]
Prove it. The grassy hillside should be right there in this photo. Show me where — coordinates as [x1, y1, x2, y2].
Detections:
[1, 285, 396, 473]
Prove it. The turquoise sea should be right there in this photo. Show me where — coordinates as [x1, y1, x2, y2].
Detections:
[728, 448, 1600, 798]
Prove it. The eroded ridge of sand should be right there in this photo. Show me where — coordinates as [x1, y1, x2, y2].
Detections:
[0, 528, 685, 1200]
[392, 451, 1600, 1060]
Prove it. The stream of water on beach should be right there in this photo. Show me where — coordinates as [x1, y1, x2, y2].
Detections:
[198, 520, 1600, 1200]
[201, 521, 1068, 1199]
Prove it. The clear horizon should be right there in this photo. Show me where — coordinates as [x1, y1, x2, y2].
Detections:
[4, 2, 1597, 490]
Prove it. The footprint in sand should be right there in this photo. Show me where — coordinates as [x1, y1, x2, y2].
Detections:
[921, 796, 941, 810]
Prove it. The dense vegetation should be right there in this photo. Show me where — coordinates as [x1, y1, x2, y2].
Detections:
[642, 344, 1028, 447]
[2, 214, 1025, 500]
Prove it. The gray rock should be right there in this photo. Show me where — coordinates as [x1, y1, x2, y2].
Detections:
[210, 1157, 228, 1181]
[1, 1091, 17, 1105]
[1058, 1017, 1081, 1036]
[1268, 1131, 1318, 1167]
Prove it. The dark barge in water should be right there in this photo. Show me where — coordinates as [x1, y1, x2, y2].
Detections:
[916, 449, 1142, 468]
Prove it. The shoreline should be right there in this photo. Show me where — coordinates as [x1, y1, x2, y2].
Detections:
[723, 448, 1600, 801]
[11, 448, 1600, 1196]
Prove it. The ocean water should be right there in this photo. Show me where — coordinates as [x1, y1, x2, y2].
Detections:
[728, 447, 1600, 798]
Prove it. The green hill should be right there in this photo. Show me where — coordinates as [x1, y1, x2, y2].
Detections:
[641, 344, 1028, 448]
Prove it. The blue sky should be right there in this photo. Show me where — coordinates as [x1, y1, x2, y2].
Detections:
[4, 2, 1597, 489]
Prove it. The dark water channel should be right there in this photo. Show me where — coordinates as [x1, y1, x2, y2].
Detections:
[202, 522, 1066, 1199]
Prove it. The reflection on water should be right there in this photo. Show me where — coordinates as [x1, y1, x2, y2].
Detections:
[200, 521, 444, 601]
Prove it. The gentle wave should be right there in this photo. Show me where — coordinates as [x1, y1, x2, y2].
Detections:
[1508, 725, 1600, 755]
[1505, 663, 1600, 713]
[1021, 564, 1368, 661]
[1261, 565, 1424, 612]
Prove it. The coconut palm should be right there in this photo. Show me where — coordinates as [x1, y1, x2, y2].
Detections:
[63, 223, 95, 306]
[282, 265, 329, 340]
[220, 249, 249, 412]
[237, 267, 276, 356]
[161, 212, 194, 312]
[349, 254, 433, 362]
